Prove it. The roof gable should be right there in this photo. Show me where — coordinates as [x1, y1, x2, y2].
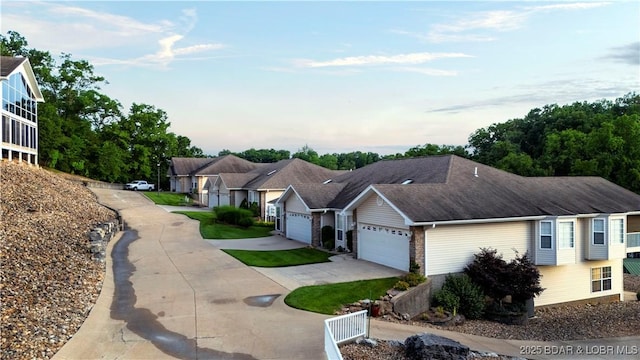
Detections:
[328, 155, 454, 208]
[218, 172, 259, 189]
[195, 154, 262, 175]
[244, 158, 339, 190]
[1, 56, 44, 102]
[170, 157, 216, 176]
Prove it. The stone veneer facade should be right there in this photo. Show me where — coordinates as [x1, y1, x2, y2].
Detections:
[409, 226, 426, 275]
[311, 212, 322, 247]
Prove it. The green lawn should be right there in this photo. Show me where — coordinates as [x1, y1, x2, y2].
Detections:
[174, 211, 273, 239]
[144, 192, 193, 206]
[284, 277, 400, 314]
[223, 248, 333, 267]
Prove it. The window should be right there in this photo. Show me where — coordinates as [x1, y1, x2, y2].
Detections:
[593, 219, 605, 245]
[591, 266, 612, 292]
[540, 221, 553, 249]
[610, 219, 624, 244]
[558, 221, 574, 248]
[336, 215, 344, 241]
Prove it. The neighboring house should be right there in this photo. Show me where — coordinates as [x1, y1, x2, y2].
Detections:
[208, 158, 343, 221]
[1, 56, 44, 165]
[276, 155, 640, 307]
[168, 155, 261, 201]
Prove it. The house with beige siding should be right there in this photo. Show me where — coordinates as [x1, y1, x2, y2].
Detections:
[206, 158, 342, 221]
[276, 155, 640, 307]
[168, 155, 261, 203]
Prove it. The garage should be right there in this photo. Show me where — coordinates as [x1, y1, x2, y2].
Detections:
[358, 223, 410, 271]
[286, 212, 312, 244]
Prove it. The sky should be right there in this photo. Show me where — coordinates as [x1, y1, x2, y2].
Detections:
[2, 1, 639, 156]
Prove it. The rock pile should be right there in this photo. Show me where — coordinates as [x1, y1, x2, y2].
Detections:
[0, 162, 117, 359]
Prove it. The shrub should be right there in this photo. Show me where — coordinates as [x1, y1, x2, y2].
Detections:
[402, 272, 426, 287]
[248, 202, 260, 217]
[432, 288, 460, 314]
[394, 281, 410, 291]
[346, 230, 353, 251]
[214, 206, 254, 226]
[439, 274, 485, 320]
[410, 262, 421, 274]
[465, 248, 543, 308]
[322, 226, 335, 250]
[254, 220, 275, 228]
[237, 217, 254, 228]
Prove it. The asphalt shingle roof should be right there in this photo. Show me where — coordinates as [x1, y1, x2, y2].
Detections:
[170, 157, 216, 176]
[170, 155, 262, 176]
[243, 158, 342, 190]
[289, 155, 640, 222]
[0, 56, 26, 77]
[195, 155, 262, 175]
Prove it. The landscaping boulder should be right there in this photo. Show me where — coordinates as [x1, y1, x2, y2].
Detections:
[404, 333, 469, 360]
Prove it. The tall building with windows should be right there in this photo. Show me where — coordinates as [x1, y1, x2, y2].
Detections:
[1, 56, 44, 165]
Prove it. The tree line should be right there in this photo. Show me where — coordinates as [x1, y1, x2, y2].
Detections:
[2, 31, 638, 193]
[1, 31, 204, 186]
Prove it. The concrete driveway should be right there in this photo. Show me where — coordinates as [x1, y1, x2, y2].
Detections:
[54, 190, 329, 360]
[206, 236, 405, 291]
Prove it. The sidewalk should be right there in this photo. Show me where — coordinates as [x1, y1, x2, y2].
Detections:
[369, 320, 640, 360]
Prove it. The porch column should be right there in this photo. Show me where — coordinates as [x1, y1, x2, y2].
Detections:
[311, 213, 321, 248]
[409, 226, 425, 275]
[351, 211, 359, 258]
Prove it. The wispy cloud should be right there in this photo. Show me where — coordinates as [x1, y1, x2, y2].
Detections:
[396, 2, 611, 43]
[395, 67, 459, 77]
[3, 2, 224, 69]
[524, 2, 611, 11]
[428, 76, 635, 114]
[295, 52, 473, 68]
[601, 42, 640, 65]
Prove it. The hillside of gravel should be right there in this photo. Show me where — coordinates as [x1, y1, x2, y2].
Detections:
[0, 162, 117, 359]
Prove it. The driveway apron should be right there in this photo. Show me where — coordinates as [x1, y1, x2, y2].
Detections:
[53, 189, 327, 360]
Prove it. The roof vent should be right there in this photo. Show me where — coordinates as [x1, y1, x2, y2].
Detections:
[401, 179, 413, 185]
[474, 167, 478, 177]
[323, 179, 332, 184]
[267, 170, 277, 176]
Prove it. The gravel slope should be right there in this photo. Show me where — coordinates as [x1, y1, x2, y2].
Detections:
[0, 162, 116, 359]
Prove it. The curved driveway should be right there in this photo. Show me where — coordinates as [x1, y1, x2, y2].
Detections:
[53, 189, 640, 360]
[54, 189, 328, 360]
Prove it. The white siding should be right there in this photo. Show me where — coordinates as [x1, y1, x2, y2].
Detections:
[285, 193, 308, 214]
[358, 194, 406, 229]
[536, 260, 623, 306]
[609, 215, 627, 259]
[232, 191, 247, 207]
[426, 221, 530, 276]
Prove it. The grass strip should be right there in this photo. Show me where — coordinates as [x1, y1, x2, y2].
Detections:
[284, 277, 400, 314]
[223, 248, 333, 267]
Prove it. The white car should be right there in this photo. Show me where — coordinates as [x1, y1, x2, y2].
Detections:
[125, 180, 155, 191]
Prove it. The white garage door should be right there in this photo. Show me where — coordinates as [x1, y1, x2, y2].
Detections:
[358, 223, 410, 271]
[286, 212, 312, 244]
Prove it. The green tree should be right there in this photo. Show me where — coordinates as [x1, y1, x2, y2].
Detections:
[292, 144, 319, 164]
[317, 153, 338, 170]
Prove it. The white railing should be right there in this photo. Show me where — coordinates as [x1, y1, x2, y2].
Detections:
[324, 310, 369, 360]
[628, 232, 640, 248]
